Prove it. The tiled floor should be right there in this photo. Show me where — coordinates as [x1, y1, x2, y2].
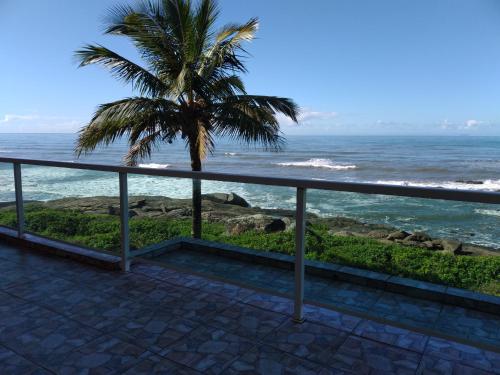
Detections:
[0, 242, 499, 374]
[155, 248, 500, 349]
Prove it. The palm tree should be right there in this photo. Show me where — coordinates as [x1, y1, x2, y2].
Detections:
[75, 0, 299, 238]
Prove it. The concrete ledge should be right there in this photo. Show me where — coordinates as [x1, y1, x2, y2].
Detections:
[154, 237, 500, 316]
[1, 227, 498, 316]
[131, 238, 183, 258]
[385, 276, 448, 302]
[0, 226, 121, 271]
[182, 238, 295, 270]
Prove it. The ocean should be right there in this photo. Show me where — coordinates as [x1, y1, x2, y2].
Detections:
[0, 134, 499, 249]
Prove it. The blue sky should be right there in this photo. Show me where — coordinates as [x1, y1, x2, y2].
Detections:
[1, 0, 500, 135]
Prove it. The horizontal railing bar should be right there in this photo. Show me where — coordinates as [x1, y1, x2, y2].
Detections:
[0, 157, 499, 205]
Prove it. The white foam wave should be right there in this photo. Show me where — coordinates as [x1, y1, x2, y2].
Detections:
[138, 163, 170, 169]
[276, 158, 357, 170]
[374, 179, 500, 191]
[224, 152, 238, 156]
[475, 209, 500, 217]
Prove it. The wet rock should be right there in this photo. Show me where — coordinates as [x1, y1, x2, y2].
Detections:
[366, 230, 391, 239]
[285, 219, 316, 234]
[422, 241, 437, 250]
[400, 240, 425, 248]
[202, 192, 250, 208]
[165, 208, 192, 219]
[404, 231, 432, 243]
[387, 231, 410, 241]
[431, 240, 444, 250]
[129, 199, 147, 209]
[107, 205, 118, 215]
[330, 230, 355, 237]
[225, 214, 286, 235]
[440, 239, 463, 254]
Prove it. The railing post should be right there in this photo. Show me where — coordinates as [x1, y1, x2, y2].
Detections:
[13, 163, 24, 238]
[119, 172, 130, 271]
[293, 186, 307, 323]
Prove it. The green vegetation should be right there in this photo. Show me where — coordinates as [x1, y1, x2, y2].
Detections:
[0, 206, 498, 296]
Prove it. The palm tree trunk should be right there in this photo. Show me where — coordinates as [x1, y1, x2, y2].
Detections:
[190, 143, 202, 239]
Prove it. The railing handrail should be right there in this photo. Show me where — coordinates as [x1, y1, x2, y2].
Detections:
[1, 156, 499, 204]
[2, 155, 500, 322]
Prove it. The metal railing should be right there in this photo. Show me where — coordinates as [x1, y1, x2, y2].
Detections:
[1, 156, 500, 322]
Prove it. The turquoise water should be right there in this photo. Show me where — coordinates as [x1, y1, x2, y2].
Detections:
[0, 134, 499, 249]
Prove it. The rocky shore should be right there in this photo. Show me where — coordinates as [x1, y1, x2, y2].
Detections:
[3, 193, 496, 256]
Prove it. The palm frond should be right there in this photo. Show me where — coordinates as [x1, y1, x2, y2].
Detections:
[220, 95, 299, 122]
[210, 94, 298, 150]
[193, 0, 218, 56]
[163, 0, 194, 56]
[75, 44, 168, 97]
[193, 123, 213, 160]
[211, 108, 282, 151]
[213, 113, 285, 151]
[124, 130, 162, 166]
[215, 18, 258, 45]
[76, 97, 180, 156]
[192, 74, 246, 102]
[104, 2, 184, 84]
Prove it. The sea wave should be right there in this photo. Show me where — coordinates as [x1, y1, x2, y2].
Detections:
[374, 179, 500, 191]
[224, 152, 238, 156]
[138, 163, 170, 169]
[276, 158, 357, 170]
[475, 209, 500, 217]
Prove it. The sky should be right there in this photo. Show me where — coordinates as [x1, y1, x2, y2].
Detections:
[1, 0, 500, 135]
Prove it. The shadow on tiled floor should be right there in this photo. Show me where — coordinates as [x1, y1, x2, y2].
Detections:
[153, 248, 500, 350]
[0, 241, 499, 374]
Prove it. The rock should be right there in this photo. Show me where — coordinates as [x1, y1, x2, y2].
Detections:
[107, 205, 118, 215]
[202, 193, 250, 208]
[330, 230, 355, 237]
[387, 231, 410, 241]
[284, 219, 315, 233]
[401, 240, 425, 248]
[225, 214, 286, 235]
[129, 199, 147, 209]
[366, 230, 391, 239]
[422, 241, 437, 250]
[404, 231, 432, 243]
[165, 208, 191, 219]
[440, 239, 463, 254]
[431, 240, 444, 250]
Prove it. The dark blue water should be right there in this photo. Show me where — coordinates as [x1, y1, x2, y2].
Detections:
[0, 134, 499, 249]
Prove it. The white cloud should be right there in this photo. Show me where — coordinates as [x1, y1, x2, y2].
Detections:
[0, 113, 83, 133]
[437, 118, 490, 132]
[465, 119, 482, 128]
[0, 114, 40, 123]
[440, 119, 451, 130]
[278, 109, 339, 127]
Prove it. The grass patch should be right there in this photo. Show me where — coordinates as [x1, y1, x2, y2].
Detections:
[0, 206, 498, 295]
